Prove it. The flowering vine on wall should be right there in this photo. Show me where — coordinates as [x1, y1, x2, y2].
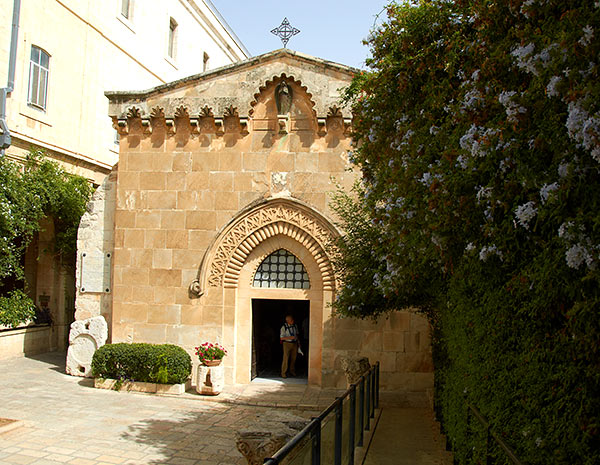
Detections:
[331, 1, 600, 463]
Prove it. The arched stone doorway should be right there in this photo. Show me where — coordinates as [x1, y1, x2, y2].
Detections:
[195, 198, 338, 386]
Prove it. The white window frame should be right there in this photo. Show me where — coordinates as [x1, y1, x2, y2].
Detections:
[168, 17, 178, 60]
[120, 0, 132, 20]
[27, 46, 50, 111]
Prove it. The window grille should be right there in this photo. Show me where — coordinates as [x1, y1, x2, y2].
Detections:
[253, 249, 310, 289]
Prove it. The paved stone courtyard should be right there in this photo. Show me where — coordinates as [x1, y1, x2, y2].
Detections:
[0, 352, 449, 465]
[0, 352, 318, 465]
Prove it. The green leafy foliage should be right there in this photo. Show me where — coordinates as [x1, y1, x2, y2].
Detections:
[0, 290, 36, 328]
[91, 343, 192, 385]
[0, 150, 92, 327]
[336, 1, 600, 463]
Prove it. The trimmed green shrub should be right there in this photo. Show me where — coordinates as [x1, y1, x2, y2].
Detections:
[91, 343, 191, 385]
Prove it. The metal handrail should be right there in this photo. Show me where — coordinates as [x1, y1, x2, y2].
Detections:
[264, 362, 380, 465]
[465, 402, 523, 465]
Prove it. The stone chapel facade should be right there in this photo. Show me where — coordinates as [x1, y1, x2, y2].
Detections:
[72, 50, 433, 392]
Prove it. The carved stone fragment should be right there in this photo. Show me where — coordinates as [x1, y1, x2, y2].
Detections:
[340, 356, 371, 386]
[236, 411, 309, 465]
[66, 316, 108, 377]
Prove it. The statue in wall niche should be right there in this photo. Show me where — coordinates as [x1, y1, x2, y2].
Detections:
[275, 80, 293, 115]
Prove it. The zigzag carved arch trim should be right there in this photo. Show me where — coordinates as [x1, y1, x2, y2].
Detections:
[198, 198, 338, 291]
[249, 73, 316, 118]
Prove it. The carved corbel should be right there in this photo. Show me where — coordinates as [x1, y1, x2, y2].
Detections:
[173, 106, 192, 145]
[113, 117, 128, 136]
[189, 279, 204, 298]
[278, 114, 289, 135]
[344, 117, 353, 135]
[223, 106, 241, 134]
[239, 117, 249, 135]
[198, 106, 216, 135]
[174, 106, 190, 133]
[317, 117, 327, 136]
[149, 106, 166, 136]
[214, 117, 224, 135]
[326, 105, 344, 134]
[126, 106, 144, 136]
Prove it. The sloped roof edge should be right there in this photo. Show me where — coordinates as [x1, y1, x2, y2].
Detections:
[105, 49, 359, 100]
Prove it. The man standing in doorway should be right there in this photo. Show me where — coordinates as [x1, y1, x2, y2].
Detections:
[280, 314, 299, 378]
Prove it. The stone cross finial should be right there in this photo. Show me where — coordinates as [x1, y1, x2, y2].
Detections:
[271, 18, 300, 48]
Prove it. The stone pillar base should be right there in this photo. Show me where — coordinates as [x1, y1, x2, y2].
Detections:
[196, 364, 225, 395]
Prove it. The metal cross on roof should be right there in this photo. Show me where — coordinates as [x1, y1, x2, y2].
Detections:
[271, 18, 300, 48]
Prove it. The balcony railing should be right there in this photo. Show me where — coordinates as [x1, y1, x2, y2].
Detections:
[263, 362, 381, 465]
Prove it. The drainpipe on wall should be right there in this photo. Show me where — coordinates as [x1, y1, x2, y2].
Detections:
[0, 0, 21, 156]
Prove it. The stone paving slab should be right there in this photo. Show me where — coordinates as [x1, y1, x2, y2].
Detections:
[0, 353, 319, 465]
[363, 408, 453, 465]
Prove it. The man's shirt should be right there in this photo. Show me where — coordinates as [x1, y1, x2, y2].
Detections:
[280, 323, 299, 341]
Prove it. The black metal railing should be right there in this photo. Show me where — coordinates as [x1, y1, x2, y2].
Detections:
[264, 362, 381, 465]
[464, 402, 523, 465]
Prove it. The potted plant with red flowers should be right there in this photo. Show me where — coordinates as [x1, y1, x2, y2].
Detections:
[195, 342, 227, 396]
[195, 342, 227, 366]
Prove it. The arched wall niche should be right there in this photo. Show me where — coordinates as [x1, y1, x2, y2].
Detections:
[249, 73, 317, 119]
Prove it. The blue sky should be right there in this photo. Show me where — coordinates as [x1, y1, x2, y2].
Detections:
[210, 1, 391, 69]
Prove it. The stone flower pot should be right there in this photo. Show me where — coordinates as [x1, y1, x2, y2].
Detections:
[196, 359, 225, 396]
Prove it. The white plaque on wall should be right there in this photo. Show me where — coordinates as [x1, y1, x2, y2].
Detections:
[80, 252, 112, 293]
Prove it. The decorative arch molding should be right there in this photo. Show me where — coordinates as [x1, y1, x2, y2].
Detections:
[249, 73, 317, 118]
[191, 198, 338, 294]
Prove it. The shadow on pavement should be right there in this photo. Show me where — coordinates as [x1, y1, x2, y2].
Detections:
[120, 393, 316, 464]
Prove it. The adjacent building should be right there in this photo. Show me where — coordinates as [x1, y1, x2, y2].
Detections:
[0, 0, 249, 358]
[0, 0, 248, 182]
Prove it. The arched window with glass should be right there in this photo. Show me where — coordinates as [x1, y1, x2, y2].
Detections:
[253, 249, 310, 289]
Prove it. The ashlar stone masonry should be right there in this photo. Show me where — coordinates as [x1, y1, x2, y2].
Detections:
[71, 49, 434, 393]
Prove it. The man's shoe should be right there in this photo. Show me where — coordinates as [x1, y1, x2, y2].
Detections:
[282, 374, 287, 378]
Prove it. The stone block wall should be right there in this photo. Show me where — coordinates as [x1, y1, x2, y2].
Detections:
[74, 172, 117, 331]
[326, 309, 434, 392]
[0, 326, 55, 360]
[73, 51, 438, 392]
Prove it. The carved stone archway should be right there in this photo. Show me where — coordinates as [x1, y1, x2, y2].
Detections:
[192, 198, 338, 296]
[191, 198, 339, 386]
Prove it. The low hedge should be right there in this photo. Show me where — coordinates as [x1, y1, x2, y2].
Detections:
[91, 343, 191, 385]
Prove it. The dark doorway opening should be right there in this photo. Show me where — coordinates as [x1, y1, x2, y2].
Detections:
[251, 299, 309, 380]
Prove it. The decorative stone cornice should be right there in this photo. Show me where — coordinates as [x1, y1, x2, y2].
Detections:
[112, 103, 351, 138]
